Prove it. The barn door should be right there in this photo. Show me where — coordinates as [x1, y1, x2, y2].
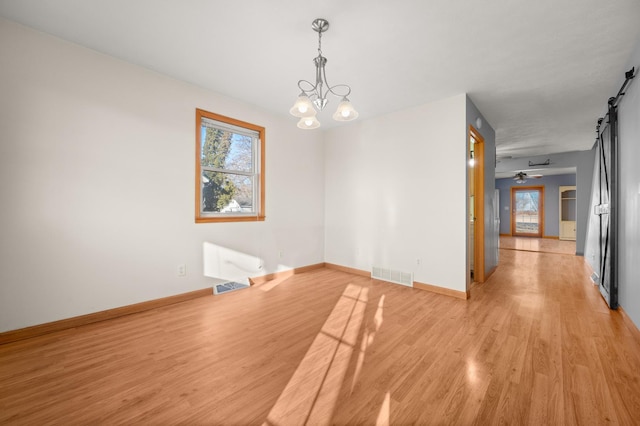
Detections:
[594, 102, 618, 309]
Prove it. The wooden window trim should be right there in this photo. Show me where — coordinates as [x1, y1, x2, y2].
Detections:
[195, 109, 265, 223]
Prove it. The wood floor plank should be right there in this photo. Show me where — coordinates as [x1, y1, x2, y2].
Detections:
[2, 242, 640, 424]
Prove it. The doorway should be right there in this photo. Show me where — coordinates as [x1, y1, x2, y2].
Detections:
[511, 186, 544, 237]
[468, 126, 485, 286]
[559, 185, 577, 240]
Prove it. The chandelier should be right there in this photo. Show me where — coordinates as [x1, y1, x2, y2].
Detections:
[289, 18, 358, 129]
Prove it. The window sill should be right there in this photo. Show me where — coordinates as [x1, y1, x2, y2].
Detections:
[195, 215, 266, 223]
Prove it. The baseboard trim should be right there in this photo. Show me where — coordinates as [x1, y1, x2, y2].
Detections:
[543, 236, 560, 240]
[325, 263, 467, 300]
[500, 233, 512, 237]
[0, 288, 212, 345]
[324, 262, 370, 277]
[413, 281, 468, 300]
[249, 263, 326, 285]
[0, 261, 469, 344]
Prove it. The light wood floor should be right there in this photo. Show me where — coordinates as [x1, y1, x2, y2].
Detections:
[2, 250, 640, 424]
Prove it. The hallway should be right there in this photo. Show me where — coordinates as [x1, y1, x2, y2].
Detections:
[467, 246, 640, 424]
[1, 248, 640, 424]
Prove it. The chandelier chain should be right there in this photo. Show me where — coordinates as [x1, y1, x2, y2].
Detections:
[290, 18, 358, 128]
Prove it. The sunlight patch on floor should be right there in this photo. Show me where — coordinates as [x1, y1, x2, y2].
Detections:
[351, 294, 385, 393]
[466, 358, 478, 384]
[264, 283, 369, 426]
[375, 391, 391, 426]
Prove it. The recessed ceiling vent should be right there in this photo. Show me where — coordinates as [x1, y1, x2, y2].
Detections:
[371, 267, 413, 287]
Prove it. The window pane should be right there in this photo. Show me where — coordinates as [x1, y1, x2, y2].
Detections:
[515, 191, 539, 234]
[562, 199, 576, 221]
[201, 127, 231, 169]
[225, 134, 253, 172]
[200, 127, 253, 173]
[201, 171, 254, 213]
[227, 172, 254, 211]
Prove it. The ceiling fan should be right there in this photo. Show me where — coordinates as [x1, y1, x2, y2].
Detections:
[513, 171, 543, 183]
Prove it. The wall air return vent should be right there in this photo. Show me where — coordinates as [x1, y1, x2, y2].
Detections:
[371, 267, 413, 287]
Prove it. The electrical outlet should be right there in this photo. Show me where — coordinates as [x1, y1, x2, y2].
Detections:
[177, 264, 186, 277]
[416, 258, 421, 265]
[278, 250, 284, 259]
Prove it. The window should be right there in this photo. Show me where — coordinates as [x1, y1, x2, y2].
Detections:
[195, 109, 265, 223]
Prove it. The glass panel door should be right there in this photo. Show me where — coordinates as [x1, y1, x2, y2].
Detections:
[511, 187, 544, 237]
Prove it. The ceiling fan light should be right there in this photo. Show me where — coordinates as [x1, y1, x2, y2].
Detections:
[289, 94, 316, 117]
[297, 115, 321, 129]
[332, 98, 359, 121]
[513, 172, 529, 183]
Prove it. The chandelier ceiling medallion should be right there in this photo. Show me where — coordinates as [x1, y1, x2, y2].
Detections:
[289, 18, 358, 129]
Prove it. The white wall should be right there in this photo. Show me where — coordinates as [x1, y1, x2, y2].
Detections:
[323, 94, 468, 293]
[0, 19, 325, 332]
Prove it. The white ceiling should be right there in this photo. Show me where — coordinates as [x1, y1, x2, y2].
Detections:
[1, 0, 639, 159]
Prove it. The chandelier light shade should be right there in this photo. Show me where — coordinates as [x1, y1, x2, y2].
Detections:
[289, 94, 316, 117]
[290, 18, 358, 129]
[332, 98, 359, 121]
[297, 115, 321, 129]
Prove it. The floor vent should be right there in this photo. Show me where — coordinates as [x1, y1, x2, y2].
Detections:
[214, 281, 250, 295]
[371, 267, 413, 287]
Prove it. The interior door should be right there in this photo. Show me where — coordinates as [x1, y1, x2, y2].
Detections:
[587, 69, 633, 309]
[468, 126, 485, 284]
[559, 186, 577, 240]
[594, 107, 618, 309]
[511, 187, 544, 238]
